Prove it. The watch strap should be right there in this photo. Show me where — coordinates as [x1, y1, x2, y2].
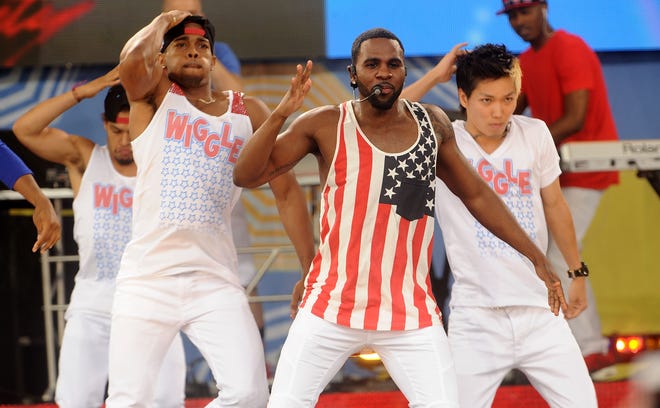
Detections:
[567, 262, 589, 279]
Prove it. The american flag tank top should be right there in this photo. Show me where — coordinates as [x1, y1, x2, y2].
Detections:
[299, 100, 442, 331]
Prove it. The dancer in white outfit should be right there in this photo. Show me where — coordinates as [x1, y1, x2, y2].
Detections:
[406, 43, 596, 407]
[108, 13, 314, 407]
[13, 70, 185, 408]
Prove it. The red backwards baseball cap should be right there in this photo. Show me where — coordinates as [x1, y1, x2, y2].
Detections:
[496, 0, 547, 15]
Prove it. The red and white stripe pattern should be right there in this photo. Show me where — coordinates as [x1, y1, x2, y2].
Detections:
[299, 100, 441, 331]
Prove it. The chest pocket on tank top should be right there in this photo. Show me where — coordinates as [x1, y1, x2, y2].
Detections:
[394, 178, 431, 221]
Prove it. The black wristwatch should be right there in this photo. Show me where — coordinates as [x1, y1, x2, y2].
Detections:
[567, 262, 589, 279]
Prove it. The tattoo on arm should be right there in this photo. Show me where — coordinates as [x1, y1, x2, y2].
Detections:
[424, 104, 454, 145]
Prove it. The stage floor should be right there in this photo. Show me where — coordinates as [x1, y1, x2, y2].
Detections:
[0, 381, 629, 408]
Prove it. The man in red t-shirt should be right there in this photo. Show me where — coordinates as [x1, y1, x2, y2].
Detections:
[499, 0, 619, 373]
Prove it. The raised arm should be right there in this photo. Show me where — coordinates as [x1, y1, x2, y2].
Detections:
[12, 68, 119, 188]
[233, 60, 314, 188]
[238, 83, 316, 318]
[118, 10, 189, 102]
[400, 42, 467, 102]
[541, 179, 587, 319]
[426, 105, 566, 315]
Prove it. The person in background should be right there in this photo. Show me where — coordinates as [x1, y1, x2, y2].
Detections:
[499, 0, 619, 372]
[107, 12, 314, 406]
[233, 27, 567, 407]
[13, 69, 186, 408]
[0, 139, 60, 253]
[407, 43, 596, 407]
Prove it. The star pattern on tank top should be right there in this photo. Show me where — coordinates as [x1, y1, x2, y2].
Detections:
[159, 138, 233, 233]
[92, 197, 132, 281]
[378, 102, 436, 221]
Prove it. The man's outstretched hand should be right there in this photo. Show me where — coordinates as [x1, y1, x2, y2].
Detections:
[273, 60, 313, 119]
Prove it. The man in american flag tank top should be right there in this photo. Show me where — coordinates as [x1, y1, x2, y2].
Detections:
[234, 28, 568, 408]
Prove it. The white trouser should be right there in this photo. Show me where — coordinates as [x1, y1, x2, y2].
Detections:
[269, 309, 458, 408]
[449, 306, 597, 408]
[106, 272, 268, 408]
[55, 310, 185, 408]
[547, 186, 609, 355]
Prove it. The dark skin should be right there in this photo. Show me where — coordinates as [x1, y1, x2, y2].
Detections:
[233, 37, 567, 318]
[508, 4, 589, 144]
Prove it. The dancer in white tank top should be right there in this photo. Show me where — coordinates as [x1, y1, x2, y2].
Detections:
[13, 72, 185, 408]
[110, 13, 315, 407]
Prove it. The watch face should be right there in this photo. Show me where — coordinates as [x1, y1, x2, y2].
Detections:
[579, 263, 590, 277]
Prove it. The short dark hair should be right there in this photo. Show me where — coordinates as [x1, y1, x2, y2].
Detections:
[455, 43, 521, 98]
[104, 84, 130, 123]
[161, 15, 215, 54]
[350, 28, 405, 66]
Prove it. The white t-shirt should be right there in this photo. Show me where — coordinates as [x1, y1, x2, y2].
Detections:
[435, 115, 560, 308]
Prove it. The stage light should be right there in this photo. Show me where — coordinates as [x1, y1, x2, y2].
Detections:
[357, 351, 381, 361]
[351, 348, 383, 370]
[613, 334, 658, 356]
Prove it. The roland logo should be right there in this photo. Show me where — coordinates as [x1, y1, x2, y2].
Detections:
[622, 141, 660, 154]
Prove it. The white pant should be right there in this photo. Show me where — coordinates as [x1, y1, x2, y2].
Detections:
[55, 311, 185, 408]
[106, 273, 268, 408]
[547, 187, 609, 355]
[449, 306, 597, 408]
[269, 310, 458, 408]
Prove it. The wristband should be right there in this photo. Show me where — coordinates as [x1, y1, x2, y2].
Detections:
[71, 80, 87, 103]
[567, 262, 589, 279]
[0, 140, 32, 189]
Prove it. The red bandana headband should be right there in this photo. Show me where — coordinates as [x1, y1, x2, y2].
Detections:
[184, 27, 206, 37]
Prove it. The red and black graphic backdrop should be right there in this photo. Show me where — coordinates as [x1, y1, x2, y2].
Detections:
[0, 0, 324, 67]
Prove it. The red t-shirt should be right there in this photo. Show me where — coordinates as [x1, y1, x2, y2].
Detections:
[519, 30, 619, 189]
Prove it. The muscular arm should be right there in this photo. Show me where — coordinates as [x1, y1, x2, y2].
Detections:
[11, 69, 120, 189]
[541, 179, 587, 318]
[426, 104, 566, 313]
[240, 87, 317, 318]
[548, 89, 589, 144]
[119, 11, 189, 102]
[242, 95, 315, 271]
